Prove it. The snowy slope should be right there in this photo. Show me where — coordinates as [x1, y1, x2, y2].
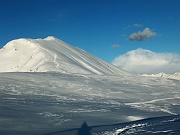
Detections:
[0, 36, 128, 75]
[0, 72, 179, 135]
[141, 72, 180, 80]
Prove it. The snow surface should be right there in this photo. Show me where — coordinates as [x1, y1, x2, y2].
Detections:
[0, 37, 179, 135]
[0, 72, 179, 135]
[0, 36, 129, 75]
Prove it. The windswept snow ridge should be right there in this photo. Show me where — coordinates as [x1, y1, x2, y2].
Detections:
[0, 36, 129, 75]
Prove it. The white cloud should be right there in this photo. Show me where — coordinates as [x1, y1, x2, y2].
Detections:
[124, 23, 143, 29]
[112, 48, 180, 74]
[132, 23, 143, 28]
[128, 28, 157, 41]
[112, 45, 120, 48]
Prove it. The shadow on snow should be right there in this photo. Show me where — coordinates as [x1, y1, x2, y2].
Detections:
[43, 115, 180, 135]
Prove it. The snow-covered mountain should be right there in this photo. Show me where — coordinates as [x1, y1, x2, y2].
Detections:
[141, 72, 180, 80]
[0, 36, 128, 75]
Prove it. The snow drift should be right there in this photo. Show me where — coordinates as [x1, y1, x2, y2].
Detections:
[0, 36, 128, 75]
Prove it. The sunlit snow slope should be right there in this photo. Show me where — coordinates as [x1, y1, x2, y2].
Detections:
[0, 36, 128, 75]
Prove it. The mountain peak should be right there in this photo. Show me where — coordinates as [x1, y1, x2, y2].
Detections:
[44, 36, 57, 41]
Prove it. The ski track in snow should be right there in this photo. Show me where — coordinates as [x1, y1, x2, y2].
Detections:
[35, 42, 60, 69]
[125, 97, 180, 115]
[125, 97, 180, 105]
[54, 54, 59, 69]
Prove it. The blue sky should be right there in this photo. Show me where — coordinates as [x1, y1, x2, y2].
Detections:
[0, 0, 180, 73]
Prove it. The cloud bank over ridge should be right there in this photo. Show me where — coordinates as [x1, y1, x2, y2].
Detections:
[112, 48, 180, 74]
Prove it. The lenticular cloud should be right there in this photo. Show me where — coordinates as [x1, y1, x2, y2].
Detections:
[112, 48, 180, 74]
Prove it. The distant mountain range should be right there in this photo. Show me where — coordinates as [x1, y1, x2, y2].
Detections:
[141, 72, 180, 80]
[0, 36, 129, 75]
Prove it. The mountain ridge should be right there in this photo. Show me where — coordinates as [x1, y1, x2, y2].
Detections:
[141, 72, 180, 80]
[0, 36, 129, 75]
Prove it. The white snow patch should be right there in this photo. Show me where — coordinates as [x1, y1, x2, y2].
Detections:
[44, 36, 56, 41]
[150, 130, 174, 133]
[127, 116, 144, 121]
[115, 123, 147, 135]
[68, 109, 110, 113]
